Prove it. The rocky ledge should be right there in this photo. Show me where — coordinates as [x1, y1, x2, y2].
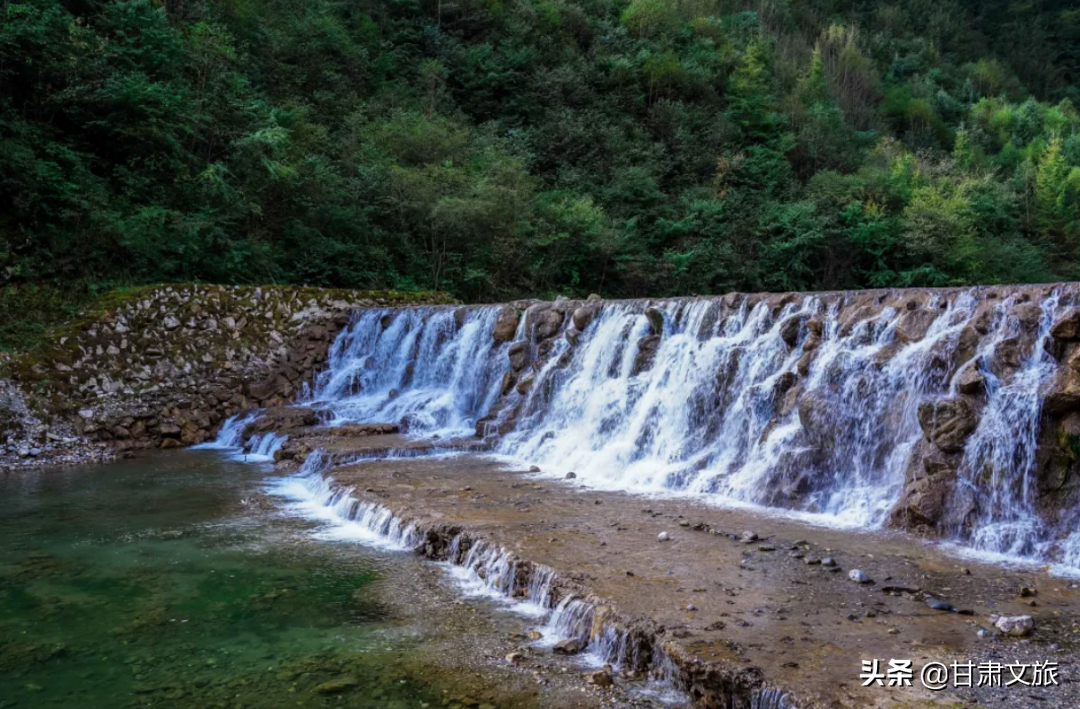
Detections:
[262, 421, 1080, 709]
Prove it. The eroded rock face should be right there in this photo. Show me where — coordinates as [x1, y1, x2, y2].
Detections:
[918, 398, 978, 453]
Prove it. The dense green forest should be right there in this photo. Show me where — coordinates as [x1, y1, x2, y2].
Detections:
[2, 0, 1080, 345]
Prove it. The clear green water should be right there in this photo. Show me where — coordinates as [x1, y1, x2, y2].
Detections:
[0, 452, 449, 709]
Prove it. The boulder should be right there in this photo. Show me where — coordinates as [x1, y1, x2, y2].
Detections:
[508, 341, 529, 371]
[572, 304, 600, 332]
[532, 308, 564, 340]
[797, 389, 837, 439]
[1045, 371, 1080, 413]
[588, 665, 614, 688]
[493, 306, 521, 343]
[918, 398, 978, 453]
[778, 316, 801, 348]
[1014, 303, 1044, 334]
[956, 365, 986, 396]
[991, 336, 1026, 375]
[1051, 309, 1080, 341]
[516, 374, 535, 396]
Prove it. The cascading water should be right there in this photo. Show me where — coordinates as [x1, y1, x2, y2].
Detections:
[950, 292, 1064, 561]
[193, 411, 287, 463]
[497, 295, 974, 527]
[270, 454, 690, 695]
[311, 287, 1080, 570]
[307, 307, 512, 437]
[192, 411, 256, 450]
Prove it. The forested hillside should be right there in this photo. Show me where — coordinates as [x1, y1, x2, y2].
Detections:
[2, 0, 1080, 344]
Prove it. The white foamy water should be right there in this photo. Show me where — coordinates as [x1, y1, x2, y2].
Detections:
[298, 287, 1080, 571]
[193, 411, 287, 463]
[306, 307, 512, 438]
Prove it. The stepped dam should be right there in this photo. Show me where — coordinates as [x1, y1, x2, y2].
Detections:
[302, 285, 1080, 571]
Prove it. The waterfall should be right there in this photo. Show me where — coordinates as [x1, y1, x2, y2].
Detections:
[192, 411, 256, 449]
[951, 292, 1063, 560]
[308, 306, 511, 437]
[311, 288, 1080, 571]
[496, 295, 973, 528]
[269, 463, 422, 550]
[192, 411, 286, 463]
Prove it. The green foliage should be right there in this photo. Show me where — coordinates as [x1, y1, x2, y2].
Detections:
[1, 0, 1079, 323]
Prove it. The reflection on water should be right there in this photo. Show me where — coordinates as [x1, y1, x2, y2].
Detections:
[0, 452, 443, 709]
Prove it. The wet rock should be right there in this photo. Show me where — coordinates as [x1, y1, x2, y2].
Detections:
[552, 638, 585, 655]
[1051, 309, 1080, 341]
[565, 472, 576, 479]
[956, 365, 986, 396]
[631, 335, 661, 375]
[847, 570, 870, 583]
[896, 307, 938, 343]
[528, 630, 543, 640]
[926, 598, 953, 612]
[315, 675, 359, 694]
[645, 308, 664, 337]
[918, 397, 978, 453]
[532, 308, 564, 340]
[991, 336, 1026, 374]
[740, 531, 758, 542]
[493, 307, 521, 343]
[1019, 586, 1038, 598]
[1045, 370, 1080, 413]
[572, 305, 600, 332]
[995, 615, 1034, 636]
[778, 317, 801, 348]
[508, 341, 529, 371]
[515, 374, 535, 396]
[505, 652, 526, 665]
[588, 665, 614, 688]
[821, 557, 836, 567]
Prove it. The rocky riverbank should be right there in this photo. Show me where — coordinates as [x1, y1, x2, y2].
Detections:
[0, 285, 451, 472]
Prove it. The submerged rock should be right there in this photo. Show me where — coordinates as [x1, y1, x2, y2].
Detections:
[315, 675, 359, 694]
